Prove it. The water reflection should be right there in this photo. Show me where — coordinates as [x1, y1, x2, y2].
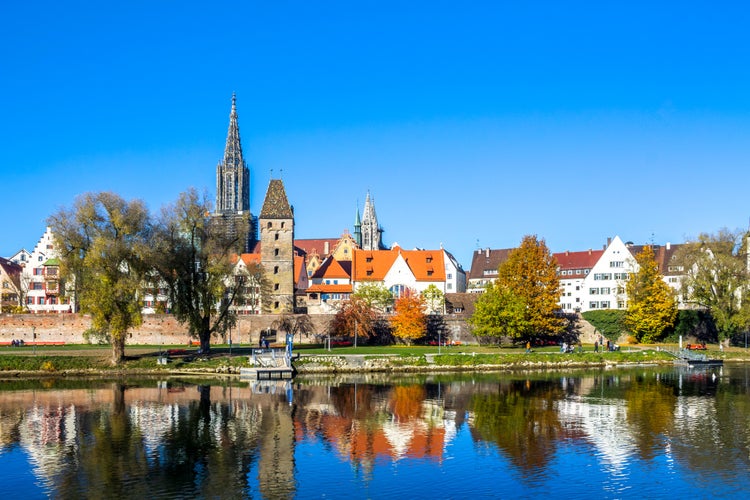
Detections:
[1, 365, 748, 498]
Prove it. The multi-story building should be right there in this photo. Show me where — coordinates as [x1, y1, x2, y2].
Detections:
[0, 257, 22, 311]
[468, 236, 686, 314]
[22, 227, 72, 313]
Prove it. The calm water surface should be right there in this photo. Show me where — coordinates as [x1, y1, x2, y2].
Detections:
[1, 365, 749, 499]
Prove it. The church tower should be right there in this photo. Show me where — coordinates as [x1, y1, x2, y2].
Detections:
[214, 94, 256, 251]
[360, 192, 384, 251]
[353, 205, 362, 248]
[259, 179, 295, 313]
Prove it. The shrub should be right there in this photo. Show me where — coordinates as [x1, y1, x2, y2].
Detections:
[582, 310, 630, 339]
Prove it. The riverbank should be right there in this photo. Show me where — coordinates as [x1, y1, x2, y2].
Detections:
[0, 343, 742, 377]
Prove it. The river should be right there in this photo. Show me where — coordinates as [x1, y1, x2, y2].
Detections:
[0, 364, 747, 499]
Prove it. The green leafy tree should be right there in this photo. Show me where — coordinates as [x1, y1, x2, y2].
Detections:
[625, 245, 678, 343]
[421, 284, 445, 314]
[677, 229, 750, 342]
[151, 189, 248, 354]
[471, 235, 564, 342]
[468, 282, 528, 339]
[352, 282, 393, 311]
[48, 192, 151, 364]
[391, 290, 427, 345]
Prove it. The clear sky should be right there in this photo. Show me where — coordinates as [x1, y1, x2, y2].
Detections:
[3, 1, 750, 270]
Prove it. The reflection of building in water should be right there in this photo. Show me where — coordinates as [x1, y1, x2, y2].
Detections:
[555, 398, 635, 475]
[18, 403, 79, 493]
[257, 400, 296, 499]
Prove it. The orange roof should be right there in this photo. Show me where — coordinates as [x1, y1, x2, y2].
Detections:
[352, 247, 446, 282]
[312, 257, 352, 280]
[231, 253, 261, 266]
[306, 283, 353, 293]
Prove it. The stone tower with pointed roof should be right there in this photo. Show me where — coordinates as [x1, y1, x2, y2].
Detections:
[260, 179, 295, 313]
[213, 94, 256, 251]
[360, 192, 384, 251]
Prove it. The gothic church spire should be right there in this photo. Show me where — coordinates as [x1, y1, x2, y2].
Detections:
[216, 93, 250, 213]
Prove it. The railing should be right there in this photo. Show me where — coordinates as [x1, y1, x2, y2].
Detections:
[660, 346, 709, 362]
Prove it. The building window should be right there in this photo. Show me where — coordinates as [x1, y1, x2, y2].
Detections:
[274, 249, 279, 256]
[447, 283, 453, 290]
[274, 233, 279, 241]
[33, 268, 43, 276]
[274, 283, 279, 291]
[610, 261, 624, 268]
[274, 301, 279, 309]
[274, 266, 279, 274]
[447, 273, 452, 279]
[267, 222, 272, 229]
[589, 301, 598, 309]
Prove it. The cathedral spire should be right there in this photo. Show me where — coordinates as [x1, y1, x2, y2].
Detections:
[216, 93, 250, 213]
[360, 191, 383, 250]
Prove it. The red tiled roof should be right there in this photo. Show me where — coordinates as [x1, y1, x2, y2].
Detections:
[553, 249, 603, 271]
[295, 238, 340, 257]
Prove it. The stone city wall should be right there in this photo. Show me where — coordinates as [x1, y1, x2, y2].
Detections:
[0, 313, 475, 345]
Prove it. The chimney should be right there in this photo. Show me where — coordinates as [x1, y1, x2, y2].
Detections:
[486, 248, 490, 258]
[565, 250, 569, 256]
[606, 237, 612, 247]
[666, 242, 671, 250]
[588, 249, 592, 255]
[324, 241, 329, 255]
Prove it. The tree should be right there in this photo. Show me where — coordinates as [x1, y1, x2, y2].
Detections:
[391, 290, 427, 345]
[273, 313, 315, 344]
[48, 192, 151, 364]
[677, 229, 750, 342]
[352, 282, 393, 311]
[421, 284, 445, 314]
[151, 189, 248, 354]
[624, 245, 677, 343]
[330, 296, 377, 345]
[470, 235, 565, 342]
[468, 282, 529, 339]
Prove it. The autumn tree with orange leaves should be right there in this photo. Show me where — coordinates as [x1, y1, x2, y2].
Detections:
[330, 295, 377, 346]
[391, 290, 427, 345]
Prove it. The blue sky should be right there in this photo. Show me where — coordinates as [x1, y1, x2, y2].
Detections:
[3, 2, 750, 269]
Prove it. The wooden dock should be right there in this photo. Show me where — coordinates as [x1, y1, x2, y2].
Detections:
[240, 347, 295, 380]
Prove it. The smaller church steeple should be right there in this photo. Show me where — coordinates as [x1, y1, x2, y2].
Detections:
[353, 205, 362, 248]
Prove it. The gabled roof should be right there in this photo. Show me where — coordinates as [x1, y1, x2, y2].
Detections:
[232, 253, 261, 267]
[260, 179, 293, 219]
[626, 243, 684, 276]
[312, 257, 352, 280]
[353, 247, 446, 282]
[553, 249, 603, 272]
[468, 248, 514, 280]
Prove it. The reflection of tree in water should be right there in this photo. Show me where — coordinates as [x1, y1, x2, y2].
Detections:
[671, 381, 750, 476]
[469, 379, 563, 474]
[389, 385, 426, 422]
[625, 376, 676, 460]
[51, 383, 265, 498]
[61, 383, 151, 498]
